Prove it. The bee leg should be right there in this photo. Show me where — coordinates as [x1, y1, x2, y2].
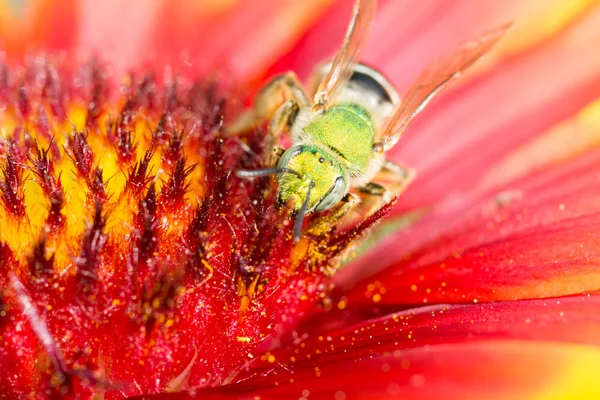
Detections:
[227, 72, 310, 135]
[357, 160, 415, 216]
[305, 193, 360, 236]
[377, 159, 415, 197]
[268, 146, 285, 168]
[357, 182, 389, 216]
[264, 100, 300, 159]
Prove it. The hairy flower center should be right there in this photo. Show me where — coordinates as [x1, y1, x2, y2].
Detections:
[0, 58, 391, 397]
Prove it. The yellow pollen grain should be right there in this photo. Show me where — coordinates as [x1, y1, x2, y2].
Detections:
[237, 336, 251, 343]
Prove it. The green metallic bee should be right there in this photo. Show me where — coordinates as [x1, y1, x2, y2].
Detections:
[234, 0, 508, 241]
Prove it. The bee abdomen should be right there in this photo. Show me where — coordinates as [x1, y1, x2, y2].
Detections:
[348, 64, 399, 110]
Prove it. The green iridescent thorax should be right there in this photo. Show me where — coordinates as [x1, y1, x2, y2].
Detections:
[277, 145, 348, 213]
[302, 103, 375, 174]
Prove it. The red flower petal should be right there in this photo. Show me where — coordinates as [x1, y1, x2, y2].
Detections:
[211, 341, 600, 400]
[292, 295, 600, 349]
[138, 295, 600, 399]
[390, 5, 600, 214]
[338, 144, 600, 305]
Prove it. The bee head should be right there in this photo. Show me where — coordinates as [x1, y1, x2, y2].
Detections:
[236, 145, 349, 242]
[276, 145, 348, 215]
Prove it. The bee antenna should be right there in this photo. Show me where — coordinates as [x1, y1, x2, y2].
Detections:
[294, 181, 315, 243]
[235, 167, 302, 179]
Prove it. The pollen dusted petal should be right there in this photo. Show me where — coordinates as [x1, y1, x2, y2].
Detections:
[290, 295, 600, 353]
[189, 341, 600, 400]
[145, 296, 600, 399]
[157, 296, 600, 399]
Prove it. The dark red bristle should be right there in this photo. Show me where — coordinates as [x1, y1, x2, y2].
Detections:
[138, 269, 182, 340]
[35, 106, 61, 160]
[0, 154, 26, 217]
[115, 74, 157, 136]
[0, 242, 15, 287]
[125, 146, 155, 197]
[66, 129, 109, 207]
[136, 181, 158, 226]
[2, 136, 26, 164]
[187, 198, 210, 241]
[16, 82, 30, 120]
[75, 203, 106, 297]
[41, 65, 66, 121]
[162, 129, 184, 168]
[85, 61, 107, 129]
[114, 126, 136, 165]
[67, 131, 94, 181]
[153, 112, 176, 144]
[0, 62, 9, 101]
[35, 106, 51, 138]
[118, 99, 137, 131]
[158, 157, 194, 209]
[165, 78, 178, 112]
[28, 236, 55, 285]
[27, 141, 65, 228]
[14, 127, 36, 162]
[89, 167, 109, 206]
[182, 201, 211, 281]
[132, 182, 159, 289]
[135, 73, 157, 111]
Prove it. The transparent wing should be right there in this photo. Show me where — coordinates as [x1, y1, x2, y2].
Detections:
[379, 23, 511, 151]
[313, 0, 377, 112]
